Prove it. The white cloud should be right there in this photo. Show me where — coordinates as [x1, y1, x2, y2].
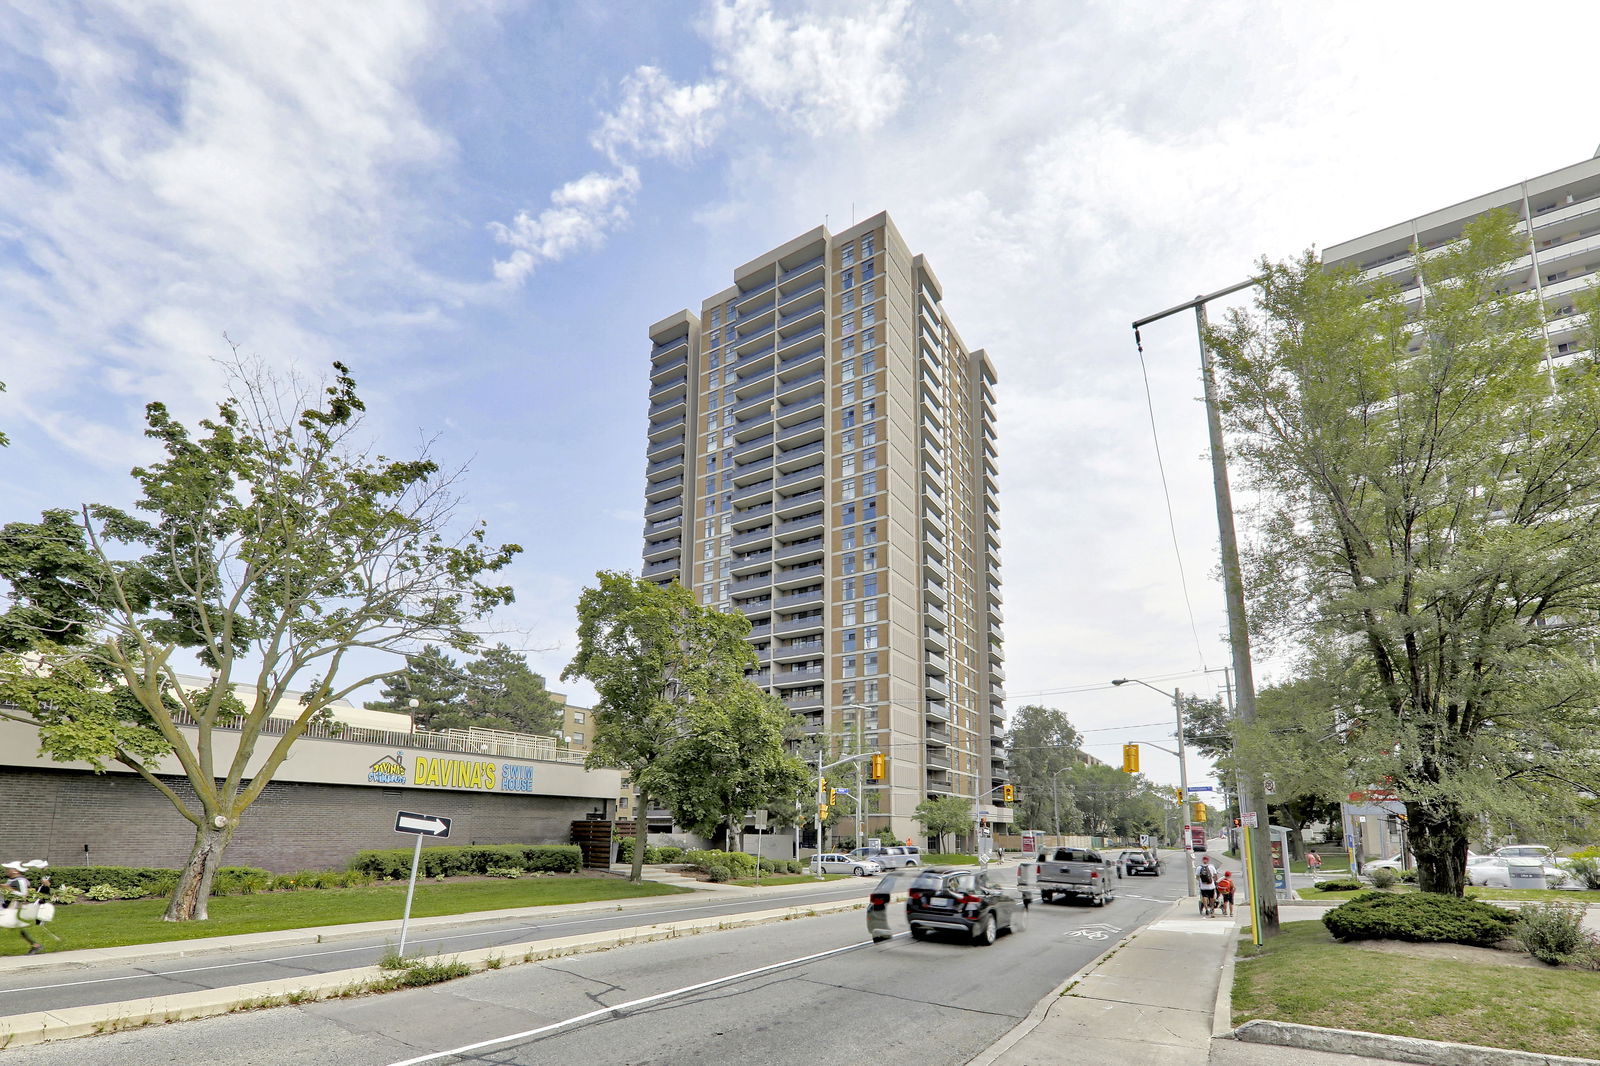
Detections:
[591, 66, 725, 165]
[490, 167, 642, 284]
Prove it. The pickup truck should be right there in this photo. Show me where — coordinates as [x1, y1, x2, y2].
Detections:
[1026, 846, 1117, 907]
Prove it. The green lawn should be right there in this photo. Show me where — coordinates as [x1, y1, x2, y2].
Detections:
[1297, 885, 1600, 903]
[1233, 921, 1600, 1058]
[924, 853, 979, 865]
[3, 876, 690, 956]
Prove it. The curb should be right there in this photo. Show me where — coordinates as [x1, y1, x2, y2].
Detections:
[1209, 912, 1243, 1038]
[0, 896, 869, 1050]
[0, 875, 856, 977]
[965, 896, 1191, 1066]
[1231, 1020, 1600, 1066]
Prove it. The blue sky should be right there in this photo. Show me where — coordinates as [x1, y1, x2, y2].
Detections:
[4, 0, 1599, 786]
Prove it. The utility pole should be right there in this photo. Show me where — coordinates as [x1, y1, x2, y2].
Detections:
[1133, 280, 1279, 935]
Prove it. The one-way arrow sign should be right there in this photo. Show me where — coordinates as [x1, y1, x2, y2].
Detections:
[395, 810, 452, 838]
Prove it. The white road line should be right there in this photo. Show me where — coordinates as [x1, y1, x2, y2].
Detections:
[383, 935, 894, 1066]
[0, 888, 865, 996]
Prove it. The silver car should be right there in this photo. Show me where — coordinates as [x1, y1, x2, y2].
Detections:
[849, 846, 920, 869]
[811, 852, 883, 877]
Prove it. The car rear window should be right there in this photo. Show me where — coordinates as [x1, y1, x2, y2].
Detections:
[1046, 848, 1099, 863]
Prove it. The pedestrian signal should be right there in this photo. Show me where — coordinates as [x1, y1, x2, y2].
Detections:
[1192, 801, 1207, 823]
[1121, 744, 1140, 773]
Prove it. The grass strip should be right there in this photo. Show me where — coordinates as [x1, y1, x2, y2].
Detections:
[1296, 886, 1600, 902]
[1, 876, 689, 956]
[1233, 921, 1600, 1058]
[729, 873, 850, 887]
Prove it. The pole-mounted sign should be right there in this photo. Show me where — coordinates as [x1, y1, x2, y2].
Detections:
[393, 809, 451, 956]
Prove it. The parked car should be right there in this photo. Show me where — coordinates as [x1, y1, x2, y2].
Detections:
[904, 867, 1025, 945]
[1464, 856, 1575, 889]
[1117, 849, 1163, 877]
[849, 845, 920, 869]
[1493, 845, 1555, 862]
[810, 853, 882, 877]
[1363, 857, 1409, 873]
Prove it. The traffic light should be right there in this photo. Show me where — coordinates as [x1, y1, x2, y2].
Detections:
[828, 788, 838, 805]
[1002, 784, 1014, 802]
[1192, 801, 1207, 823]
[1121, 743, 1140, 773]
[869, 752, 886, 780]
[818, 776, 827, 798]
[818, 804, 829, 819]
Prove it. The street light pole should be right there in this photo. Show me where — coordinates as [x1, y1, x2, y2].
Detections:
[1111, 679, 1197, 900]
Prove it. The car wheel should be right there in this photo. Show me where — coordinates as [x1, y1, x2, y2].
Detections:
[974, 913, 998, 946]
[910, 926, 930, 941]
[1008, 907, 1027, 935]
[905, 860, 918, 867]
[872, 934, 892, 943]
[1093, 890, 1105, 907]
[853, 865, 866, 876]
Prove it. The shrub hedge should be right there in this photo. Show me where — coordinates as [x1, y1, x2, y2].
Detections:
[1314, 878, 1364, 892]
[348, 844, 581, 879]
[48, 866, 274, 897]
[1322, 890, 1518, 946]
[682, 849, 757, 879]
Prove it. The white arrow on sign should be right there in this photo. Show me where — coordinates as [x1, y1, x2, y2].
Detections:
[396, 812, 451, 836]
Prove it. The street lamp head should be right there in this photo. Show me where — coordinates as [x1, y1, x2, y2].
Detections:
[1110, 679, 1130, 687]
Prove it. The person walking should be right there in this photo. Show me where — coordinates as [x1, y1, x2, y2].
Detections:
[2, 860, 43, 955]
[1215, 868, 1236, 917]
[1307, 849, 1324, 876]
[1195, 854, 1221, 917]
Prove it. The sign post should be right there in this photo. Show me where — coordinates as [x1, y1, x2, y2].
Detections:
[393, 809, 452, 957]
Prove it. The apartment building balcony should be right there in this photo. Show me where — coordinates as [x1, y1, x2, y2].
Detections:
[774, 612, 825, 637]
[730, 547, 772, 575]
[797, 712, 825, 735]
[776, 585, 824, 609]
[776, 663, 824, 686]
[777, 436, 824, 467]
[645, 452, 684, 478]
[991, 684, 1006, 702]
[647, 414, 686, 440]
[781, 251, 825, 278]
[732, 477, 774, 504]
[778, 509, 825, 538]
[774, 560, 824, 588]
[774, 414, 826, 448]
[733, 345, 776, 376]
[986, 583, 1003, 605]
[777, 462, 825, 492]
[647, 390, 687, 419]
[781, 689, 824, 712]
[736, 272, 776, 305]
[730, 524, 773, 549]
[729, 571, 773, 595]
[990, 732, 1006, 752]
[731, 388, 776, 418]
[777, 275, 824, 308]
[643, 535, 680, 562]
[645, 429, 681, 458]
[925, 699, 950, 723]
[733, 364, 776, 398]
[733, 411, 774, 441]
[925, 676, 949, 698]
[925, 771, 953, 792]
[989, 663, 1006, 683]
[651, 331, 689, 357]
[649, 375, 687, 402]
[924, 649, 948, 677]
[733, 321, 776, 354]
[925, 603, 948, 626]
[643, 498, 682, 524]
[923, 580, 948, 607]
[776, 535, 824, 563]
[988, 602, 1004, 624]
[641, 558, 679, 579]
[923, 625, 947, 651]
[776, 377, 825, 411]
[922, 509, 946, 537]
[775, 323, 825, 357]
[776, 341, 825, 375]
[775, 486, 824, 517]
[985, 526, 1001, 552]
[642, 515, 682, 536]
[778, 297, 825, 328]
[922, 556, 948, 583]
[747, 621, 773, 640]
[926, 749, 951, 770]
[773, 636, 824, 662]
[649, 354, 687, 382]
[990, 709, 1006, 732]
[732, 432, 775, 463]
[645, 474, 683, 502]
[734, 593, 772, 616]
[989, 622, 1004, 642]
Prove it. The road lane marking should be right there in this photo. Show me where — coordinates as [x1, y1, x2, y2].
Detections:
[382, 935, 898, 1066]
[0, 887, 871, 997]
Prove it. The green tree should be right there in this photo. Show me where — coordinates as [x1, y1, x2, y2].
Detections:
[653, 684, 810, 849]
[562, 571, 759, 883]
[0, 362, 518, 920]
[363, 644, 465, 728]
[455, 644, 563, 734]
[913, 795, 974, 852]
[1005, 704, 1085, 835]
[1210, 211, 1600, 895]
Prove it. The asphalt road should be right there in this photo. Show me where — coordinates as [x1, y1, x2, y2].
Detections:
[0, 877, 884, 1017]
[0, 867, 1187, 1066]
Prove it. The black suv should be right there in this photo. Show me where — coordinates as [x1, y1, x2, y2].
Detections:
[1117, 849, 1163, 876]
[903, 867, 1025, 945]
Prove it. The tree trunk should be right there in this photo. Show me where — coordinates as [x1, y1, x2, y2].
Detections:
[164, 821, 234, 921]
[1408, 797, 1469, 896]
[630, 790, 649, 884]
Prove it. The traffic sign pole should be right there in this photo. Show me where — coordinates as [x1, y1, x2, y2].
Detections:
[398, 832, 423, 957]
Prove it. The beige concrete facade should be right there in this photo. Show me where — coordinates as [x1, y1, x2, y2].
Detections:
[641, 212, 1006, 847]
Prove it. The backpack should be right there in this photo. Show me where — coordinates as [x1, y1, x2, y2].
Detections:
[1197, 863, 1215, 885]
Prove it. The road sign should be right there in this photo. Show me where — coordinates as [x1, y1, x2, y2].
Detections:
[395, 810, 452, 838]
[1186, 786, 1215, 793]
[1262, 776, 1277, 796]
[752, 809, 769, 830]
[1240, 812, 1259, 828]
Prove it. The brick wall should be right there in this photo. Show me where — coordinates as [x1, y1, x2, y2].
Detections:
[0, 767, 601, 872]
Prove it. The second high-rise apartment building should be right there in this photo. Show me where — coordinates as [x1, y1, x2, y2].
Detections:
[640, 212, 1006, 845]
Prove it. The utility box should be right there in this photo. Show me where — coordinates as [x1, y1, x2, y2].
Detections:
[1506, 858, 1547, 890]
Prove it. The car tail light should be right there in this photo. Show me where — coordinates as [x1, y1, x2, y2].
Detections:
[1090, 870, 1100, 879]
[869, 893, 890, 906]
[959, 893, 982, 905]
